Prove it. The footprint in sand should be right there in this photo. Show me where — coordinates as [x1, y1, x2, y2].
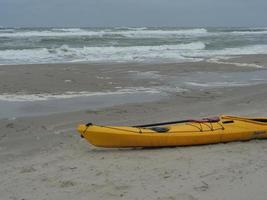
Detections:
[193, 181, 209, 192]
[59, 180, 76, 188]
[159, 193, 198, 200]
[20, 166, 37, 173]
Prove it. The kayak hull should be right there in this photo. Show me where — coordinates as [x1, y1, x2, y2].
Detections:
[77, 115, 267, 148]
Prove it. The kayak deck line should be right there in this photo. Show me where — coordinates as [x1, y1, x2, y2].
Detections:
[134, 116, 220, 128]
[84, 120, 224, 134]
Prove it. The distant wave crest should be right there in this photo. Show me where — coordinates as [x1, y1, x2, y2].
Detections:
[0, 28, 208, 38]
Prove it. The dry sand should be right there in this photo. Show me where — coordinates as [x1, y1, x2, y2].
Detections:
[1, 55, 267, 200]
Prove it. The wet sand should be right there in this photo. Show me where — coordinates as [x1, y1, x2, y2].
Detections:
[1, 55, 267, 200]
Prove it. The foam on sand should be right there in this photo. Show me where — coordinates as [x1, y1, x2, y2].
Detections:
[0, 86, 186, 102]
[185, 81, 253, 88]
[207, 57, 263, 68]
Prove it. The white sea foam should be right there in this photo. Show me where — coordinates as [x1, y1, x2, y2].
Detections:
[0, 29, 106, 37]
[205, 28, 267, 36]
[230, 29, 267, 35]
[2, 42, 267, 65]
[182, 44, 267, 59]
[0, 88, 157, 102]
[0, 28, 15, 32]
[1, 42, 267, 65]
[51, 28, 84, 32]
[0, 42, 205, 64]
[0, 86, 186, 102]
[113, 28, 208, 38]
[128, 71, 163, 79]
[0, 28, 208, 38]
[1, 26, 267, 65]
[207, 57, 263, 68]
[185, 81, 252, 88]
[114, 27, 148, 31]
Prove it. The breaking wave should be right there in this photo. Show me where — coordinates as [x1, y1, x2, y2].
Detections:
[1, 27, 267, 64]
[0, 42, 206, 64]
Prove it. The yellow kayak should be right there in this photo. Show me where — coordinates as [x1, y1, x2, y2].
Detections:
[77, 115, 267, 148]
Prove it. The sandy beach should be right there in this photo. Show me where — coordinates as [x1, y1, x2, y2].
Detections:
[1, 55, 267, 200]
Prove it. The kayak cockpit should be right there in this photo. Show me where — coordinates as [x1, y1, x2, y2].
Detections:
[250, 119, 267, 123]
[149, 127, 170, 133]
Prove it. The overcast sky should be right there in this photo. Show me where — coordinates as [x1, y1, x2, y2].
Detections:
[1, 0, 267, 27]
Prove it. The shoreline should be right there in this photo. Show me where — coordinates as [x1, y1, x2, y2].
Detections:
[1, 54, 267, 200]
[0, 54, 266, 119]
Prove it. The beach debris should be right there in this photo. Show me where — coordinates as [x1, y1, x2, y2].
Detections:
[64, 79, 72, 83]
[194, 181, 209, 191]
[59, 180, 76, 188]
[6, 123, 14, 128]
[20, 166, 37, 173]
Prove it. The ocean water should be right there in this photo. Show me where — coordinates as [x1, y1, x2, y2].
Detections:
[1, 27, 267, 118]
[1, 27, 267, 64]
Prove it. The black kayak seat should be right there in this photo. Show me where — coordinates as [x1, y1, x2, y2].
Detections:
[149, 127, 170, 133]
